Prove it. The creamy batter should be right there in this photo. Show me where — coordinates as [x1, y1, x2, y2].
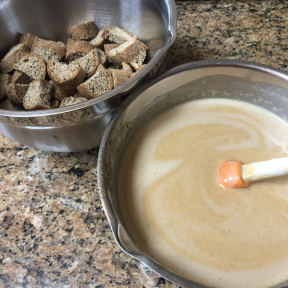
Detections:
[119, 98, 288, 288]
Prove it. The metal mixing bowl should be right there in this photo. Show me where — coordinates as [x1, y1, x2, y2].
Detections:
[0, 0, 177, 152]
[98, 59, 288, 288]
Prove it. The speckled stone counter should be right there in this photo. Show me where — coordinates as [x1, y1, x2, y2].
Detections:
[1, 1, 288, 287]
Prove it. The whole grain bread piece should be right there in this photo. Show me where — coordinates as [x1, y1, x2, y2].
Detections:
[59, 96, 88, 107]
[49, 81, 70, 101]
[47, 59, 86, 93]
[12, 70, 33, 84]
[14, 54, 46, 80]
[23, 79, 53, 110]
[89, 30, 105, 48]
[0, 43, 30, 73]
[129, 40, 148, 70]
[65, 39, 94, 62]
[104, 36, 140, 67]
[130, 64, 146, 78]
[19, 33, 35, 49]
[77, 64, 113, 99]
[108, 62, 132, 88]
[103, 25, 133, 44]
[0, 73, 12, 100]
[0, 99, 24, 111]
[31, 36, 65, 62]
[5, 82, 29, 106]
[67, 21, 99, 40]
[122, 62, 133, 77]
[96, 48, 108, 66]
[70, 49, 99, 77]
[103, 43, 120, 63]
[109, 68, 129, 88]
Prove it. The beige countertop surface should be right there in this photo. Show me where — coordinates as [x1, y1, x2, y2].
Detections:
[1, 1, 288, 287]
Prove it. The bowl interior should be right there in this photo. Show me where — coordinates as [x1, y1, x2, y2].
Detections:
[98, 60, 288, 288]
[0, 0, 173, 60]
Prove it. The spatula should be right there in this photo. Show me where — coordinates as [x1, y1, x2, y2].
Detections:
[217, 157, 288, 189]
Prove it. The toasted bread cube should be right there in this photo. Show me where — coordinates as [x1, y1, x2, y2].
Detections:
[19, 33, 35, 49]
[0, 43, 30, 73]
[14, 54, 46, 80]
[67, 21, 99, 40]
[130, 64, 147, 78]
[70, 49, 99, 77]
[104, 36, 140, 67]
[48, 81, 70, 101]
[59, 96, 88, 107]
[65, 39, 94, 62]
[0, 99, 23, 110]
[77, 64, 113, 99]
[12, 70, 33, 84]
[109, 62, 132, 88]
[31, 36, 65, 62]
[47, 59, 86, 93]
[89, 30, 105, 48]
[103, 25, 133, 44]
[96, 48, 108, 67]
[129, 41, 148, 70]
[23, 79, 53, 110]
[5, 82, 29, 106]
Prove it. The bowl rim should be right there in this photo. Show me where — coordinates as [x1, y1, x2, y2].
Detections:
[97, 59, 288, 288]
[0, 0, 177, 118]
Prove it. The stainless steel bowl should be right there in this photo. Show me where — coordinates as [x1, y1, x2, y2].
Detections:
[98, 59, 288, 288]
[0, 0, 177, 152]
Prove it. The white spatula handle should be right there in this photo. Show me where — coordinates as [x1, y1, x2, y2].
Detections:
[242, 157, 288, 182]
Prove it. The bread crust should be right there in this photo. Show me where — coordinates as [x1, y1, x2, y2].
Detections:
[77, 64, 113, 99]
[49, 81, 70, 101]
[96, 48, 108, 66]
[23, 79, 53, 110]
[67, 21, 99, 40]
[31, 37, 65, 62]
[5, 82, 29, 106]
[59, 96, 88, 107]
[14, 53, 47, 80]
[104, 36, 140, 66]
[129, 40, 148, 70]
[109, 62, 132, 88]
[65, 39, 94, 62]
[19, 33, 35, 49]
[89, 30, 105, 48]
[103, 25, 133, 44]
[47, 59, 86, 93]
[70, 49, 99, 77]
[12, 70, 33, 84]
[0, 99, 23, 111]
[0, 43, 30, 73]
[130, 64, 147, 78]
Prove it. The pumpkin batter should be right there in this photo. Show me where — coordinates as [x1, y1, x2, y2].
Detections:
[119, 98, 288, 288]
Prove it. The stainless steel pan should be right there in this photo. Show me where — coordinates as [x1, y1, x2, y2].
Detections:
[98, 59, 288, 288]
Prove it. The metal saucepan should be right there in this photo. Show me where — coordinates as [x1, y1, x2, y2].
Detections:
[98, 59, 288, 288]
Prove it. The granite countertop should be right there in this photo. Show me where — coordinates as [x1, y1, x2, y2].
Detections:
[1, 1, 288, 287]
